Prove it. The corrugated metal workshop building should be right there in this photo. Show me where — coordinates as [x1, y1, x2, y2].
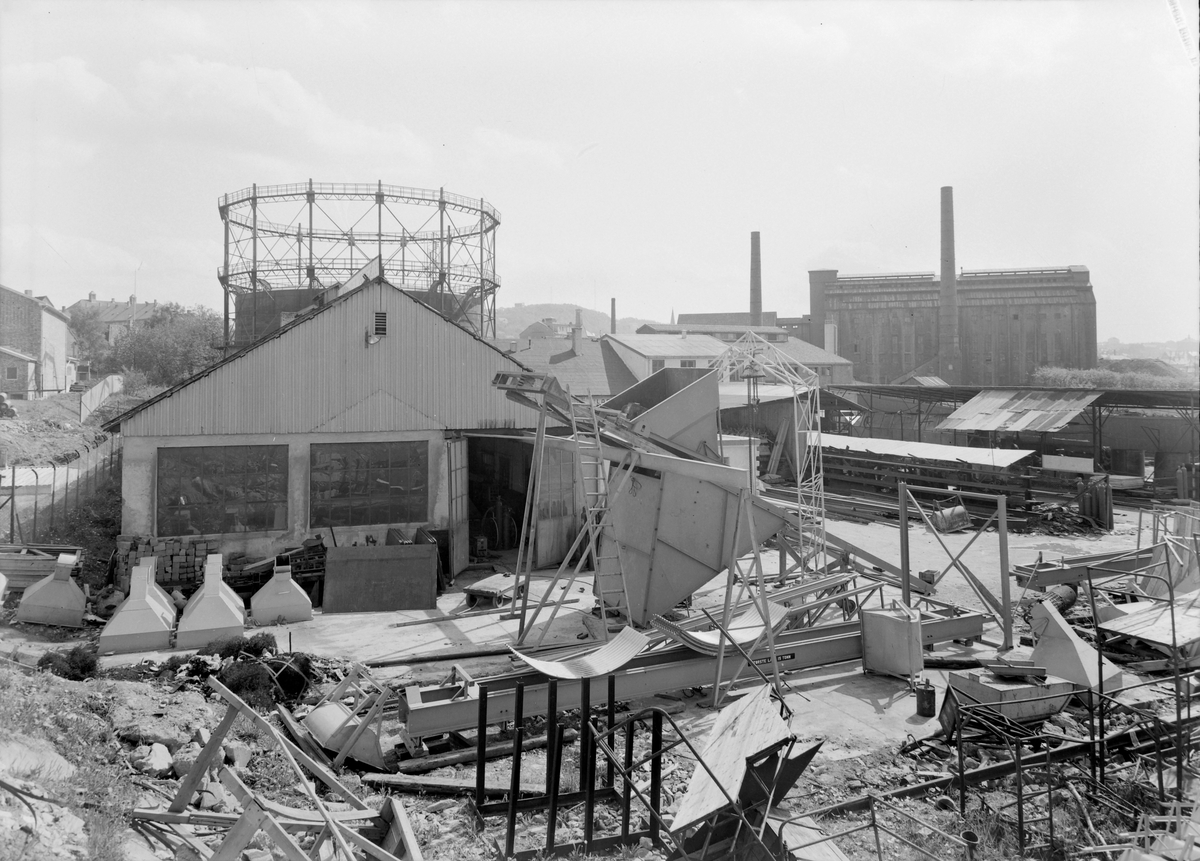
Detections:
[105, 276, 547, 576]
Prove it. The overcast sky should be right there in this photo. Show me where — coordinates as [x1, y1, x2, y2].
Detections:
[1, 0, 1196, 343]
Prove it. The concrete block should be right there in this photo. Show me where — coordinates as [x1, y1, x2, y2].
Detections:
[947, 670, 1074, 724]
[250, 564, 313, 624]
[176, 554, 245, 650]
[98, 558, 176, 654]
[15, 553, 86, 628]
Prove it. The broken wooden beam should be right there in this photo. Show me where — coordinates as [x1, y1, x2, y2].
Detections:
[393, 729, 578, 774]
[360, 772, 545, 796]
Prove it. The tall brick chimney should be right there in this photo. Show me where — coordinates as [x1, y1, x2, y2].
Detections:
[610, 298, 616, 334]
[750, 232, 762, 326]
[938, 187, 961, 384]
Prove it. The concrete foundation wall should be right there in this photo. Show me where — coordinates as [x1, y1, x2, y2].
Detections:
[121, 429, 450, 559]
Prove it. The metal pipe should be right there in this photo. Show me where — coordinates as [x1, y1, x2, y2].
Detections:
[475, 686, 488, 808]
[606, 675, 616, 788]
[504, 681, 524, 858]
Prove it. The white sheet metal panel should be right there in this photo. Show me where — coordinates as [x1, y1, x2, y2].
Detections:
[937, 389, 1101, 433]
[819, 433, 1034, 468]
[509, 626, 649, 679]
[119, 282, 529, 437]
[603, 455, 788, 625]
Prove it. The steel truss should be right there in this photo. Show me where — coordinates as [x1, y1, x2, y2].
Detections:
[217, 181, 500, 344]
[714, 332, 830, 575]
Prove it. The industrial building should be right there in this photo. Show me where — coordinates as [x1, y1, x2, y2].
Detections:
[103, 266, 567, 579]
[0, 283, 77, 398]
[803, 187, 1098, 385]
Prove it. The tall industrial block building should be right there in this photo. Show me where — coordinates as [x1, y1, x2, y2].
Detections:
[793, 188, 1098, 385]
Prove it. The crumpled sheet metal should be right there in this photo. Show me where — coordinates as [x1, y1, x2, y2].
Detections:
[650, 601, 789, 657]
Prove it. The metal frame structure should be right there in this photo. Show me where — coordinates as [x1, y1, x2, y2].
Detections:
[217, 181, 500, 347]
[714, 332, 830, 576]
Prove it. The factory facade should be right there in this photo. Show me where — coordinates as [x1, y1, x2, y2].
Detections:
[804, 265, 1097, 385]
[801, 187, 1098, 386]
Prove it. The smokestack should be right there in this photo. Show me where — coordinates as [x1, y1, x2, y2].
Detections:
[610, 298, 616, 334]
[938, 187, 960, 384]
[572, 308, 583, 353]
[750, 232, 762, 326]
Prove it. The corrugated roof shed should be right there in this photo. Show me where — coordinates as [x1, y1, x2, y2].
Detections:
[507, 337, 638, 398]
[819, 433, 1035, 468]
[936, 389, 1102, 433]
[105, 278, 532, 436]
[638, 322, 790, 338]
[605, 333, 729, 359]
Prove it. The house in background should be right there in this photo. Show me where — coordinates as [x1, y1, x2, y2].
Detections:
[518, 317, 574, 340]
[636, 322, 855, 385]
[66, 292, 159, 344]
[101, 270, 593, 578]
[604, 333, 730, 381]
[0, 283, 76, 398]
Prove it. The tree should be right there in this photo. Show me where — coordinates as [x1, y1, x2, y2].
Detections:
[67, 305, 112, 370]
[108, 303, 223, 386]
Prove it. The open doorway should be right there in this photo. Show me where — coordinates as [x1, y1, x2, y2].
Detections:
[464, 432, 580, 569]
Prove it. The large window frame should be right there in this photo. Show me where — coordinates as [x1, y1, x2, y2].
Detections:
[156, 445, 288, 537]
[309, 440, 429, 528]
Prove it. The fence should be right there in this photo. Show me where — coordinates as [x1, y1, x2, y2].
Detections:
[79, 374, 124, 422]
[0, 435, 122, 544]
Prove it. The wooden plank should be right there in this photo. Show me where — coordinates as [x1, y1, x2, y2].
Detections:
[169, 705, 240, 813]
[209, 803, 268, 861]
[393, 729, 576, 774]
[206, 678, 369, 810]
[380, 797, 425, 861]
[360, 772, 545, 796]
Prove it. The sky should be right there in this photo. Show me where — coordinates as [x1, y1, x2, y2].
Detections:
[1, 0, 1197, 343]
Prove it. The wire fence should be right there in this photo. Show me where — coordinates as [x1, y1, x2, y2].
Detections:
[0, 436, 122, 544]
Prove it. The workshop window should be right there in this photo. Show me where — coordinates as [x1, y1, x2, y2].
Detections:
[156, 445, 288, 537]
[310, 440, 429, 527]
[651, 359, 665, 373]
[680, 360, 696, 368]
[4, 366, 16, 380]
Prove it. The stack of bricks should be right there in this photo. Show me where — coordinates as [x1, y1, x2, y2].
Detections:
[113, 535, 217, 594]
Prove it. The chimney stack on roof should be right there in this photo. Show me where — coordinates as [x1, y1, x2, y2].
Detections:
[89, 292, 96, 302]
[610, 298, 616, 335]
[750, 232, 762, 327]
[938, 186, 961, 384]
[571, 308, 583, 353]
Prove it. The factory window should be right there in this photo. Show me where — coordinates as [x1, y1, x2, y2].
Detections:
[4, 366, 16, 380]
[156, 445, 288, 537]
[310, 440, 428, 527]
[651, 360, 665, 373]
[680, 360, 696, 368]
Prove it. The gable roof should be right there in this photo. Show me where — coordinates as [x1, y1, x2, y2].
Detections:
[770, 338, 853, 367]
[0, 346, 36, 363]
[103, 277, 532, 435]
[0, 283, 71, 324]
[506, 337, 637, 398]
[638, 322, 790, 338]
[605, 333, 728, 359]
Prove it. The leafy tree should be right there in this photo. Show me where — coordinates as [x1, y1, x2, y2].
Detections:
[108, 303, 223, 386]
[67, 305, 112, 369]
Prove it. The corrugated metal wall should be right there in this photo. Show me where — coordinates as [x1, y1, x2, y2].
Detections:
[122, 284, 530, 437]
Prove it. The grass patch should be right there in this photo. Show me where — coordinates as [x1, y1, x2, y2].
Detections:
[36, 644, 100, 681]
[0, 666, 138, 861]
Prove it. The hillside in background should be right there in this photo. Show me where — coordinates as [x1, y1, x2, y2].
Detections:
[495, 303, 662, 340]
